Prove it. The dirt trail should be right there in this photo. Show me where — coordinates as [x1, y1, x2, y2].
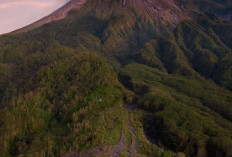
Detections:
[108, 104, 139, 157]
[126, 104, 139, 157]
[63, 104, 140, 157]
[65, 127, 127, 157]
[109, 126, 127, 157]
[128, 113, 138, 157]
[63, 122, 127, 157]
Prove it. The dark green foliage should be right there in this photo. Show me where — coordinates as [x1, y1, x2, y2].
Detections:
[0, 1, 232, 157]
[121, 63, 232, 156]
[213, 60, 232, 90]
[0, 53, 126, 156]
[137, 14, 232, 89]
[178, 0, 232, 19]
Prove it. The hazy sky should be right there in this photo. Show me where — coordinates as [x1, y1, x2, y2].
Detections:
[0, 0, 69, 34]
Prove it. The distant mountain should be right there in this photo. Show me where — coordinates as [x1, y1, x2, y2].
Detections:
[1, 0, 232, 157]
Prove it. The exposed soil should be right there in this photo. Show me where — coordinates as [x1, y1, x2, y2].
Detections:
[126, 105, 138, 157]
[109, 126, 127, 157]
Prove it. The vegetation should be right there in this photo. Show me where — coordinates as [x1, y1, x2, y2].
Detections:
[120, 63, 232, 156]
[137, 13, 232, 90]
[0, 0, 232, 156]
[0, 53, 127, 156]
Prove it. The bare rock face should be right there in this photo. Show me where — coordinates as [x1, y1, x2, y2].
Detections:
[125, 0, 189, 28]
[12, 0, 87, 34]
[81, 0, 190, 33]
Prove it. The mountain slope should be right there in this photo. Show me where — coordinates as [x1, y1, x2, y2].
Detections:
[137, 13, 232, 89]
[0, 0, 232, 157]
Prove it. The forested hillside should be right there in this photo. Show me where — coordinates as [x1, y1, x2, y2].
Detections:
[0, 0, 232, 156]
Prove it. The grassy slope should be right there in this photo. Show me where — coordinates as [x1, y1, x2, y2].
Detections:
[120, 63, 232, 156]
[0, 53, 127, 156]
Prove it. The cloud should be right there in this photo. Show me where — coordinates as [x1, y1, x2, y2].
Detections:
[0, 0, 53, 9]
[0, 0, 69, 10]
[0, 0, 69, 34]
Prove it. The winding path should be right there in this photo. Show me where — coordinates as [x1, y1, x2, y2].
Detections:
[126, 105, 138, 157]
[63, 104, 140, 157]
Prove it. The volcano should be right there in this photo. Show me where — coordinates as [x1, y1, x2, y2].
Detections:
[1, 0, 232, 157]
[12, 0, 232, 34]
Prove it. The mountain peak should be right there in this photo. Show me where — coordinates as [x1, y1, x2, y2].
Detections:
[12, 0, 191, 34]
[11, 0, 232, 34]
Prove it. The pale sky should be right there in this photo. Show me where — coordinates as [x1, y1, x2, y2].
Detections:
[0, 0, 69, 34]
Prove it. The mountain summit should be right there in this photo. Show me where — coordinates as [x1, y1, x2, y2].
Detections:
[13, 0, 188, 34]
[13, 0, 232, 34]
